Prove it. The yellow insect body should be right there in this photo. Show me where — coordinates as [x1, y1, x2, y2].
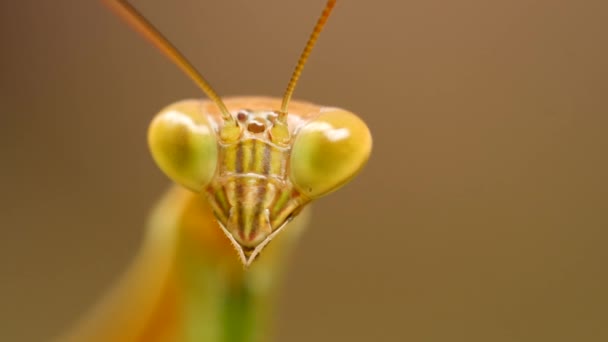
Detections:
[62, 0, 371, 341]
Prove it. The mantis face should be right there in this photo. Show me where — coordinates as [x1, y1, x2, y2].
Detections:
[105, 0, 371, 265]
[148, 97, 371, 265]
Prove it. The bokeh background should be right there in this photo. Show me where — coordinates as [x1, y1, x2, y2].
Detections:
[1, 0, 607, 341]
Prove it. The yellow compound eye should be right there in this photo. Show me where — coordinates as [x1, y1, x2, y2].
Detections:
[148, 101, 218, 192]
[290, 109, 372, 199]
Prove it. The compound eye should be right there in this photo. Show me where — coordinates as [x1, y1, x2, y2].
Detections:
[290, 109, 372, 199]
[148, 101, 218, 192]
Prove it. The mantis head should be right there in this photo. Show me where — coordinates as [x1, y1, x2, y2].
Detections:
[106, 0, 371, 265]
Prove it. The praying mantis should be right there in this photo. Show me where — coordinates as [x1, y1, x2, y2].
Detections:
[61, 0, 371, 341]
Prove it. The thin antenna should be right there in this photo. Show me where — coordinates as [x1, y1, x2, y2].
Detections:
[279, 0, 338, 120]
[102, 0, 234, 123]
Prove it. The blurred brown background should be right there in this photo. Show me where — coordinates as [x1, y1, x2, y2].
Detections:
[1, 0, 607, 341]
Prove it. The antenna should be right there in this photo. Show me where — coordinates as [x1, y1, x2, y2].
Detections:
[279, 0, 338, 121]
[102, 0, 234, 123]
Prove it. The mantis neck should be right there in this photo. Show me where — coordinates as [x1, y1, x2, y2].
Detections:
[169, 186, 308, 342]
[61, 186, 307, 342]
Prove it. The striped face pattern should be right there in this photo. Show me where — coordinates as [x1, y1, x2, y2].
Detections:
[206, 108, 308, 263]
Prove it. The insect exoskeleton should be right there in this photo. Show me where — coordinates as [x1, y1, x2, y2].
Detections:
[105, 0, 371, 265]
[148, 97, 371, 264]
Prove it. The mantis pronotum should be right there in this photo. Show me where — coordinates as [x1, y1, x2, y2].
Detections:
[62, 0, 371, 341]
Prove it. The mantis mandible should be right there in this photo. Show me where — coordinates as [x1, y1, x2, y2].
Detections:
[62, 1, 371, 341]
